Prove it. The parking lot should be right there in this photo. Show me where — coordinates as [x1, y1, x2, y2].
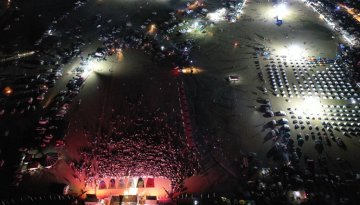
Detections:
[181, 0, 360, 193]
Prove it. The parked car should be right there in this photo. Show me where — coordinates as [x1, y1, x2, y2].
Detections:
[275, 111, 286, 116]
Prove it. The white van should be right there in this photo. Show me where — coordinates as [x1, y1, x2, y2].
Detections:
[227, 75, 240, 82]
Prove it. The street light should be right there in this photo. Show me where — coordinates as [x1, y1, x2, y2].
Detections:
[148, 24, 157, 34]
[280, 44, 307, 59]
[275, 3, 289, 20]
[117, 49, 124, 62]
[288, 45, 302, 55]
[81, 60, 97, 78]
[3, 86, 13, 96]
[299, 97, 323, 115]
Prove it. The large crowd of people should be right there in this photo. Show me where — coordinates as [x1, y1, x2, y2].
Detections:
[74, 97, 201, 189]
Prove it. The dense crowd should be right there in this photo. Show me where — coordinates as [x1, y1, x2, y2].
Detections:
[75, 97, 201, 188]
[67, 5, 202, 188]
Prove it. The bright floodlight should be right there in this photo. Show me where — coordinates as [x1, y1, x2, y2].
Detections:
[81, 60, 97, 78]
[289, 45, 301, 54]
[280, 44, 306, 59]
[300, 97, 323, 115]
[207, 8, 227, 22]
[275, 3, 288, 20]
[187, 21, 200, 33]
[123, 188, 138, 195]
[148, 24, 157, 34]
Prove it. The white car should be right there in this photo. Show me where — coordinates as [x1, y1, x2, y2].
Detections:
[278, 118, 289, 124]
[227, 75, 240, 82]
